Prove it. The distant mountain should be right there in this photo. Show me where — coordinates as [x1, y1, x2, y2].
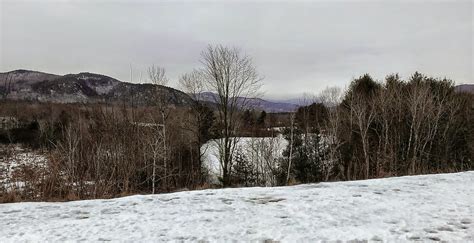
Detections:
[195, 92, 299, 113]
[268, 97, 319, 107]
[455, 84, 474, 94]
[0, 69, 61, 85]
[1, 69, 305, 112]
[0, 70, 193, 106]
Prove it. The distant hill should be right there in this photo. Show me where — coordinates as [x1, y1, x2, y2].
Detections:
[195, 92, 299, 113]
[1, 69, 306, 112]
[455, 84, 474, 94]
[0, 70, 193, 107]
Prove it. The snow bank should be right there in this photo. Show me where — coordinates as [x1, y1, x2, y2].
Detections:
[1, 171, 473, 242]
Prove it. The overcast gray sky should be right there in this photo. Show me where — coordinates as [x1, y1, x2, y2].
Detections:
[1, 0, 472, 99]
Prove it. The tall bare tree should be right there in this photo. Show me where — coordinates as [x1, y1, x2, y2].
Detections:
[148, 65, 168, 86]
[286, 112, 296, 184]
[349, 92, 376, 179]
[200, 45, 262, 186]
[319, 87, 343, 180]
[405, 77, 432, 174]
[148, 65, 169, 191]
[179, 69, 205, 102]
[179, 69, 212, 183]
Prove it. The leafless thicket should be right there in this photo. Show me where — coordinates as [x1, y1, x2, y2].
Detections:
[318, 73, 473, 181]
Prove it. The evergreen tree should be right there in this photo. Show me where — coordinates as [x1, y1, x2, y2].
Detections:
[232, 151, 256, 186]
[281, 124, 326, 184]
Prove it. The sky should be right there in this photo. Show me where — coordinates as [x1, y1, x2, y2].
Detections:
[0, 0, 472, 99]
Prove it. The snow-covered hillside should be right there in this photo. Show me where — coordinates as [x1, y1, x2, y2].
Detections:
[1, 172, 473, 242]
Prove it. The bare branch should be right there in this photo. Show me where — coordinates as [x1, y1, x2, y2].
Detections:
[148, 65, 168, 86]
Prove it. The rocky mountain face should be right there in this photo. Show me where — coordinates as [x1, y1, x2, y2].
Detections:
[0, 70, 193, 107]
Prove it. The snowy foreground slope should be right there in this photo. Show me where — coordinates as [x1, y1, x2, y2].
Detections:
[1, 172, 473, 242]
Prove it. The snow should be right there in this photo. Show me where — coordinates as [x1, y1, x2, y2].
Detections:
[0, 145, 47, 191]
[93, 85, 115, 95]
[1, 171, 473, 242]
[201, 136, 288, 185]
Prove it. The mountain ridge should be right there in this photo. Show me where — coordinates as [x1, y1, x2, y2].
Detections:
[0, 69, 193, 107]
[4, 69, 469, 112]
[193, 92, 299, 113]
[1, 69, 302, 112]
[454, 84, 474, 94]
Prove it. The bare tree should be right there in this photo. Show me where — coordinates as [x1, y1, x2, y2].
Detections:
[374, 78, 398, 176]
[246, 135, 284, 186]
[148, 65, 168, 86]
[148, 65, 169, 190]
[286, 112, 295, 184]
[350, 94, 376, 179]
[179, 69, 210, 183]
[55, 122, 81, 196]
[200, 45, 262, 186]
[405, 80, 432, 174]
[179, 69, 205, 102]
[420, 79, 453, 172]
[140, 121, 165, 194]
[319, 87, 343, 180]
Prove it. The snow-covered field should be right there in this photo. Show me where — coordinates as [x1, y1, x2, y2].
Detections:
[1, 171, 473, 242]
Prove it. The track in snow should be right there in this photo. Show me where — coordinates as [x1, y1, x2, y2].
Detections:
[1, 171, 473, 242]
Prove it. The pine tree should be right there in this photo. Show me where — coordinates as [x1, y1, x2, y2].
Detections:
[233, 151, 256, 186]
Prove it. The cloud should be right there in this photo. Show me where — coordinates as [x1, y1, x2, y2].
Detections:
[1, 0, 472, 98]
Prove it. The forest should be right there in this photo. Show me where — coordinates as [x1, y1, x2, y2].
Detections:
[0, 45, 473, 203]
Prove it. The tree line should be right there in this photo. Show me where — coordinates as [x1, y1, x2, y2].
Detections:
[281, 73, 473, 184]
[1, 44, 472, 202]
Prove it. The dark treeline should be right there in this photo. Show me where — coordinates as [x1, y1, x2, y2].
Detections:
[281, 72, 473, 184]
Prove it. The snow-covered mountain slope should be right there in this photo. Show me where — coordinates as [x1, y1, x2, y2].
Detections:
[1, 171, 473, 242]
